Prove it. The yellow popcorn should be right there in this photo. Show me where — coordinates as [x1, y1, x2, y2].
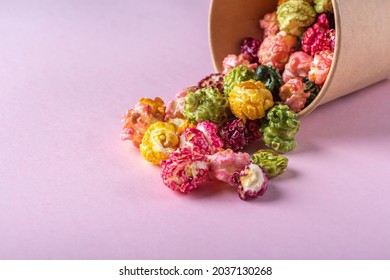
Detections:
[228, 80, 274, 122]
[140, 122, 179, 165]
[139, 97, 166, 120]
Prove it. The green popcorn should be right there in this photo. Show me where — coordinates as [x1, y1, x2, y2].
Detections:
[304, 77, 321, 106]
[251, 150, 288, 179]
[314, 0, 333, 13]
[261, 104, 300, 153]
[254, 65, 283, 100]
[223, 65, 255, 96]
[277, 0, 317, 36]
[183, 87, 230, 125]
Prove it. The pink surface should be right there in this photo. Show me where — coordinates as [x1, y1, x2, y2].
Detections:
[1, 0, 390, 260]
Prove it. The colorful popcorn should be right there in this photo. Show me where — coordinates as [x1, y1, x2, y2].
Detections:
[208, 149, 251, 186]
[228, 80, 274, 122]
[302, 13, 334, 55]
[251, 150, 288, 178]
[180, 127, 212, 155]
[303, 77, 321, 106]
[246, 119, 262, 142]
[222, 53, 258, 75]
[198, 73, 224, 94]
[240, 38, 262, 63]
[308, 49, 334, 85]
[257, 31, 297, 71]
[282, 51, 313, 82]
[183, 87, 230, 125]
[237, 164, 268, 200]
[254, 65, 284, 99]
[140, 122, 180, 164]
[223, 65, 255, 95]
[261, 104, 300, 153]
[161, 147, 209, 193]
[277, 0, 317, 36]
[219, 118, 250, 151]
[279, 77, 310, 113]
[313, 0, 333, 13]
[259, 12, 279, 39]
[196, 121, 224, 153]
[167, 118, 194, 135]
[121, 97, 166, 147]
[165, 87, 198, 120]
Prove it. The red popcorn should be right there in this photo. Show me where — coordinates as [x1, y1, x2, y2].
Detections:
[161, 147, 209, 193]
[222, 53, 258, 74]
[257, 31, 297, 72]
[259, 12, 279, 39]
[282, 51, 313, 83]
[246, 119, 262, 142]
[208, 149, 251, 186]
[302, 13, 334, 55]
[198, 73, 224, 94]
[219, 118, 250, 151]
[196, 121, 224, 153]
[237, 164, 268, 200]
[165, 87, 198, 120]
[240, 38, 262, 63]
[308, 49, 334, 85]
[279, 78, 310, 113]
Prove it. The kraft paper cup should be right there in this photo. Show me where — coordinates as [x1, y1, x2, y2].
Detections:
[209, 0, 390, 117]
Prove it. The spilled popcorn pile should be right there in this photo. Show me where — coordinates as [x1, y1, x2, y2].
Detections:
[121, 0, 335, 200]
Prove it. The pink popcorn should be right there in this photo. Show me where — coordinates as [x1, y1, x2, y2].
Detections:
[302, 13, 334, 55]
[257, 31, 297, 72]
[308, 50, 334, 85]
[208, 149, 251, 186]
[180, 122, 223, 155]
[198, 73, 224, 94]
[161, 147, 209, 193]
[165, 87, 198, 120]
[279, 78, 310, 113]
[196, 122, 224, 153]
[219, 118, 250, 151]
[259, 12, 279, 39]
[238, 163, 268, 200]
[282, 51, 313, 83]
[240, 38, 262, 63]
[222, 53, 258, 75]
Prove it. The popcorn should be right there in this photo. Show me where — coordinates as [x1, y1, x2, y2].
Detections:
[282, 51, 313, 83]
[121, 97, 166, 147]
[259, 12, 279, 39]
[308, 49, 334, 85]
[251, 150, 288, 178]
[314, 0, 333, 13]
[277, 0, 316, 36]
[261, 104, 300, 153]
[257, 31, 297, 71]
[208, 149, 251, 186]
[183, 87, 230, 125]
[303, 77, 321, 106]
[198, 73, 224, 94]
[302, 14, 334, 55]
[140, 122, 180, 164]
[254, 65, 283, 98]
[228, 80, 274, 122]
[237, 164, 268, 200]
[165, 87, 198, 120]
[246, 119, 262, 142]
[222, 53, 258, 75]
[223, 65, 255, 96]
[279, 77, 310, 113]
[167, 118, 194, 135]
[196, 121, 224, 153]
[219, 118, 250, 151]
[240, 38, 262, 63]
[161, 147, 209, 193]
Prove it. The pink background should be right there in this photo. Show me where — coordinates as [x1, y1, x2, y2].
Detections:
[1, 0, 390, 260]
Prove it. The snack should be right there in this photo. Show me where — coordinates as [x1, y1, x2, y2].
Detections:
[140, 122, 179, 164]
[282, 51, 313, 83]
[279, 77, 310, 113]
[223, 65, 255, 96]
[240, 38, 262, 63]
[308, 49, 334, 85]
[251, 150, 288, 178]
[219, 118, 250, 151]
[259, 12, 279, 39]
[222, 53, 258, 75]
[237, 164, 268, 200]
[161, 147, 209, 193]
[254, 65, 283, 98]
[165, 87, 197, 120]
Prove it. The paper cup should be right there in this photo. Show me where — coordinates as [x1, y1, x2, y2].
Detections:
[209, 0, 390, 117]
